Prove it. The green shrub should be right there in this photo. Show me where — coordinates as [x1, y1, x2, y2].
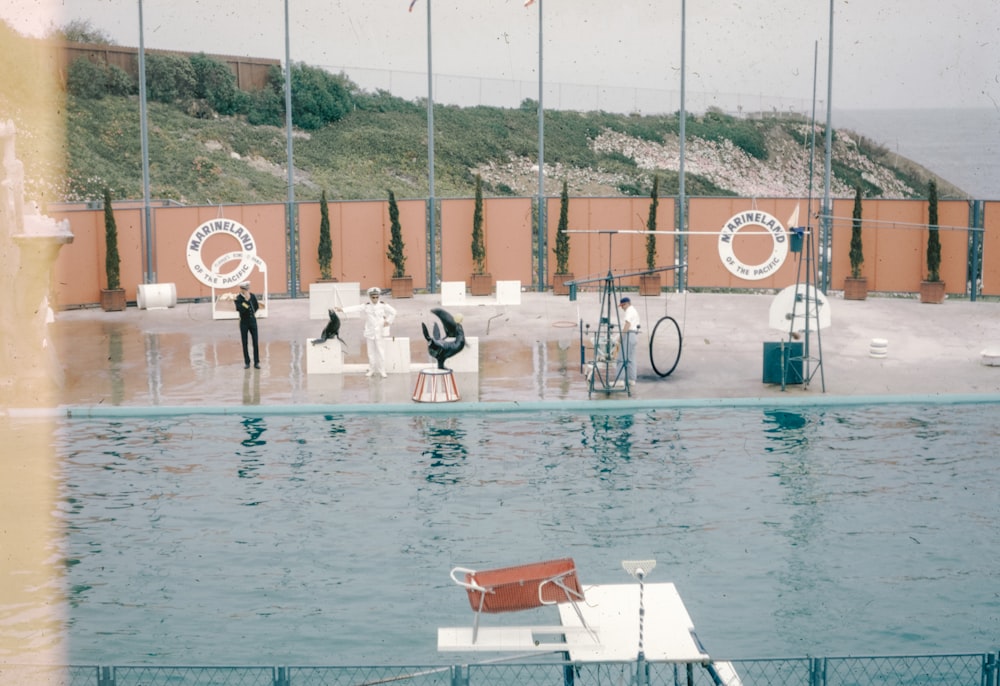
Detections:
[106, 64, 136, 96]
[145, 53, 197, 103]
[67, 58, 107, 99]
[290, 63, 353, 130]
[190, 53, 241, 115]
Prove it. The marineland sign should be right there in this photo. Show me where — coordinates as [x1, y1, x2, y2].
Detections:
[186, 218, 261, 288]
[717, 210, 789, 280]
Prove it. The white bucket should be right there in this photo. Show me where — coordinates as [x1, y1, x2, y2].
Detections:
[981, 348, 1000, 367]
[869, 338, 888, 358]
[137, 283, 177, 310]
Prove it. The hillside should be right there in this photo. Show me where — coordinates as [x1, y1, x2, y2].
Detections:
[12, 91, 964, 207]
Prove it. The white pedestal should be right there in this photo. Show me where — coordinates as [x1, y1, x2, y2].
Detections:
[137, 283, 177, 309]
[383, 337, 411, 374]
[412, 368, 460, 402]
[306, 338, 344, 374]
[496, 280, 521, 305]
[309, 282, 361, 319]
[441, 281, 467, 307]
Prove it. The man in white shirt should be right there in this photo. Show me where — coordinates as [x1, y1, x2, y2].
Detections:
[337, 286, 397, 378]
[616, 296, 640, 385]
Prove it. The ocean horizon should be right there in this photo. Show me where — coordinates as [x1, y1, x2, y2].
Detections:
[835, 107, 1000, 201]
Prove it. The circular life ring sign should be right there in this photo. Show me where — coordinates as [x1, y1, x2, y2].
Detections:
[186, 218, 258, 288]
[717, 210, 789, 280]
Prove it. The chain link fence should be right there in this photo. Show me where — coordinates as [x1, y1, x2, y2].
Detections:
[3, 652, 996, 686]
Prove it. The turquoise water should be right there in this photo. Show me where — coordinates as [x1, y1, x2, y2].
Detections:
[54, 405, 1000, 665]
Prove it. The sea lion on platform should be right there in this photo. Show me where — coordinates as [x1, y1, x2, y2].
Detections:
[311, 309, 345, 346]
[422, 307, 465, 370]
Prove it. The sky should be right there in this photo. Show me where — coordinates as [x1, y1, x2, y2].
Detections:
[3, 0, 999, 113]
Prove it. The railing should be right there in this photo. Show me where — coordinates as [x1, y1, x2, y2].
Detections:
[3, 653, 996, 686]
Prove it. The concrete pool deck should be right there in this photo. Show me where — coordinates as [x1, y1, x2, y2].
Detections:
[40, 290, 1000, 411]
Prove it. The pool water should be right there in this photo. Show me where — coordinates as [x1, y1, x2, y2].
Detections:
[54, 404, 1000, 665]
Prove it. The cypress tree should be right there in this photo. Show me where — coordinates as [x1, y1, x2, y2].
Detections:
[926, 179, 941, 282]
[386, 190, 407, 278]
[554, 180, 570, 275]
[103, 187, 121, 290]
[318, 189, 332, 280]
[850, 186, 864, 279]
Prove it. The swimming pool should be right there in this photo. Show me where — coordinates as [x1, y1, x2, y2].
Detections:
[52, 403, 1000, 665]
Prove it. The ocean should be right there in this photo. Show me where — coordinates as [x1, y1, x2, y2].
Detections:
[835, 108, 1000, 200]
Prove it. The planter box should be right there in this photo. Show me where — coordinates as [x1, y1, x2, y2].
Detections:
[920, 280, 945, 304]
[843, 276, 868, 301]
[100, 288, 126, 312]
[552, 273, 574, 296]
[469, 273, 493, 297]
[391, 275, 414, 299]
[639, 274, 661, 296]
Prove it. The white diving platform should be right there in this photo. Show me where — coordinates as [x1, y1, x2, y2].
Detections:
[438, 582, 707, 663]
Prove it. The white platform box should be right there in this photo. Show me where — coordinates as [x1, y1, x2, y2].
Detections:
[417, 336, 478, 373]
[305, 338, 345, 374]
[496, 280, 521, 305]
[441, 281, 467, 307]
[309, 282, 361, 319]
[384, 337, 412, 374]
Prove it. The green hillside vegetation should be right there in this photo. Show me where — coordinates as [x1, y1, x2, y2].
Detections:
[0, 22, 958, 207]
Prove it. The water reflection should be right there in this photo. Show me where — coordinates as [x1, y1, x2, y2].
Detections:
[584, 413, 635, 470]
[106, 326, 124, 405]
[762, 409, 810, 453]
[416, 417, 468, 485]
[242, 368, 260, 405]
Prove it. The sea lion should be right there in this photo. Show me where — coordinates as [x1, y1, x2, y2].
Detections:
[311, 309, 345, 346]
[421, 307, 465, 370]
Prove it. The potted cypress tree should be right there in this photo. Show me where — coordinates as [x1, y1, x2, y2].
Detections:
[639, 175, 662, 296]
[317, 189, 335, 281]
[386, 190, 412, 298]
[100, 187, 126, 311]
[469, 174, 493, 296]
[843, 185, 868, 300]
[920, 179, 945, 304]
[552, 180, 573, 295]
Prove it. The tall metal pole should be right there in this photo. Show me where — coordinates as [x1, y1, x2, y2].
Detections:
[284, 0, 298, 297]
[677, 0, 686, 292]
[426, 0, 437, 293]
[137, 0, 153, 283]
[820, 0, 834, 294]
[536, 0, 546, 292]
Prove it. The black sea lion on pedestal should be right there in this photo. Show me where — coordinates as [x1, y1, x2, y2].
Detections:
[311, 309, 345, 346]
[422, 307, 465, 370]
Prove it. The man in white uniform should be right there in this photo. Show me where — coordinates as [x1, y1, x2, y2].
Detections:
[338, 286, 397, 378]
[616, 296, 640, 386]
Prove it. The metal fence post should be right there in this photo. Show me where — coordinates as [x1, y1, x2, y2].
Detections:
[273, 666, 290, 686]
[809, 657, 826, 686]
[984, 652, 997, 686]
[451, 664, 467, 686]
[96, 666, 115, 686]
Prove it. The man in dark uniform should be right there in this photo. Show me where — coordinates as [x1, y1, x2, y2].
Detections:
[235, 281, 261, 369]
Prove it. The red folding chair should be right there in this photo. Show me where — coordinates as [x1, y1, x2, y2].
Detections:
[450, 558, 592, 643]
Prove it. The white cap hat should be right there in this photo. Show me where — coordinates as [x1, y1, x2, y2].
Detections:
[367, 286, 381, 296]
[240, 281, 251, 290]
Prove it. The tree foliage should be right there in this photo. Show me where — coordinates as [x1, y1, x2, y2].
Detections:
[471, 174, 486, 274]
[926, 179, 941, 282]
[317, 189, 332, 279]
[103, 187, 121, 290]
[646, 174, 659, 270]
[850, 186, 864, 279]
[553, 180, 571, 274]
[386, 190, 407, 278]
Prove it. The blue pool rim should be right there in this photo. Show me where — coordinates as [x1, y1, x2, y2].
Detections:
[19, 392, 1000, 419]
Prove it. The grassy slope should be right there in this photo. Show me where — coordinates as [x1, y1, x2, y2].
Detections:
[48, 94, 958, 206]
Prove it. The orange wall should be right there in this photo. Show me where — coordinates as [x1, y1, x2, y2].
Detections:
[981, 202, 1000, 296]
[47, 197, 998, 308]
[687, 198, 805, 290]
[440, 197, 534, 284]
[546, 196, 677, 288]
[828, 198, 969, 294]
